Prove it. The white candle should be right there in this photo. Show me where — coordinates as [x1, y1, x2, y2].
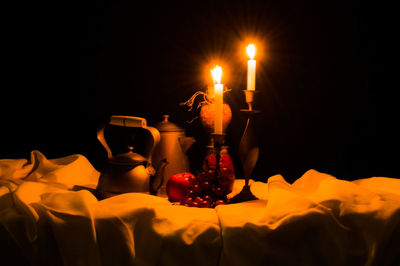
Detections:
[211, 66, 223, 134]
[246, 44, 256, 91]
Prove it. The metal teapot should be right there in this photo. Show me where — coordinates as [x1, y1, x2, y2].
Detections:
[152, 115, 195, 197]
[95, 116, 167, 199]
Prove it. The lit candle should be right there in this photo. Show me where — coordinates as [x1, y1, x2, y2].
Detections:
[211, 65, 223, 135]
[246, 44, 256, 91]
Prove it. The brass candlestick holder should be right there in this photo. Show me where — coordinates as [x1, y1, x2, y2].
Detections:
[230, 90, 259, 203]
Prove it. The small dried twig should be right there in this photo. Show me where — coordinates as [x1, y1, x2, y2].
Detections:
[180, 90, 208, 111]
[180, 87, 232, 123]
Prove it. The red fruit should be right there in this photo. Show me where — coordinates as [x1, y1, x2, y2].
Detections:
[166, 172, 195, 202]
[186, 189, 195, 197]
[185, 197, 194, 205]
[192, 184, 202, 194]
[215, 186, 224, 197]
[206, 169, 216, 181]
[203, 195, 211, 202]
[201, 200, 211, 208]
[203, 154, 217, 170]
[219, 154, 233, 169]
[215, 200, 226, 206]
[200, 102, 232, 133]
[195, 196, 203, 205]
[197, 171, 207, 182]
[218, 168, 235, 191]
[188, 175, 198, 186]
[201, 181, 210, 190]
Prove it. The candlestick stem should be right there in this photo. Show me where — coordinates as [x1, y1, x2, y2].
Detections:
[211, 133, 226, 147]
[247, 102, 253, 112]
[230, 90, 259, 203]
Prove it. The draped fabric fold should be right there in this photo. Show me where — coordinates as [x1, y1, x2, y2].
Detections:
[1, 151, 399, 265]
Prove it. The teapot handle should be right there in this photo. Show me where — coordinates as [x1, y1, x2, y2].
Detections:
[97, 116, 160, 161]
[142, 126, 160, 163]
[97, 124, 112, 158]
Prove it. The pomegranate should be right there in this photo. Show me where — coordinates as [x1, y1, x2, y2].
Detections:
[200, 102, 232, 133]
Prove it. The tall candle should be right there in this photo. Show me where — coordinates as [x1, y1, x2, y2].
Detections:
[246, 44, 256, 91]
[211, 66, 223, 134]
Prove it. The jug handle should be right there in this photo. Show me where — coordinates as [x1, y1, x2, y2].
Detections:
[97, 124, 113, 158]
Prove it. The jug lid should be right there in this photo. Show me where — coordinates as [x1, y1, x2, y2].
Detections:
[109, 146, 147, 166]
[156, 115, 184, 132]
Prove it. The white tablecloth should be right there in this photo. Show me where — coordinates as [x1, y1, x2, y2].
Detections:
[1, 151, 399, 266]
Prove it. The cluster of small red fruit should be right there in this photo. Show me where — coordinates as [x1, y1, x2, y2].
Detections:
[166, 151, 235, 208]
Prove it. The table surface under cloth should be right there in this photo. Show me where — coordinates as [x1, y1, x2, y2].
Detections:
[0, 150, 399, 266]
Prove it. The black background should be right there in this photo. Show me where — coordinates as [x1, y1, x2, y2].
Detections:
[2, 0, 399, 183]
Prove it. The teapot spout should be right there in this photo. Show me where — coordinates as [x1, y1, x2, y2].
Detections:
[150, 158, 168, 195]
[179, 137, 196, 153]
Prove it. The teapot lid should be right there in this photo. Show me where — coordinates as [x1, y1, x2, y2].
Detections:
[109, 146, 147, 165]
[156, 115, 184, 132]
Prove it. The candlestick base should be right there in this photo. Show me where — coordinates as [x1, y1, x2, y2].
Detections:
[229, 184, 258, 203]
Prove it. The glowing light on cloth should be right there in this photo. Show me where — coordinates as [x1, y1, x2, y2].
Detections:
[1, 151, 399, 265]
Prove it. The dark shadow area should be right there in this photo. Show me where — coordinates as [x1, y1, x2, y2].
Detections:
[1, 0, 398, 182]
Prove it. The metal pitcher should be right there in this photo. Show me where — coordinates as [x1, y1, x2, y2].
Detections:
[152, 115, 195, 197]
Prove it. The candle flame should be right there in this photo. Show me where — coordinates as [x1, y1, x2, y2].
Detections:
[211, 65, 222, 84]
[246, 44, 256, 59]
